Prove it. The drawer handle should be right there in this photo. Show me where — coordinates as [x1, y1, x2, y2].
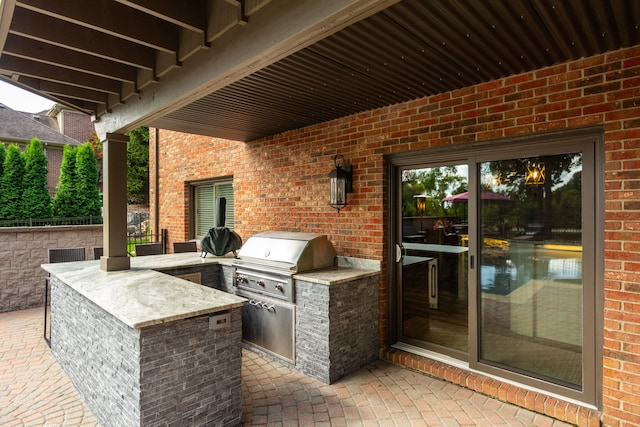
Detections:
[261, 302, 275, 311]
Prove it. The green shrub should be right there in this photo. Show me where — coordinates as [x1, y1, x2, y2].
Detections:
[22, 138, 52, 219]
[0, 144, 26, 220]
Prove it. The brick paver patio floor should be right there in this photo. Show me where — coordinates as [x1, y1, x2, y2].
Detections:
[1, 308, 572, 426]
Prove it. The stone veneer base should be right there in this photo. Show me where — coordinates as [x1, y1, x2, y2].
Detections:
[50, 277, 243, 427]
[296, 275, 379, 384]
[220, 266, 379, 384]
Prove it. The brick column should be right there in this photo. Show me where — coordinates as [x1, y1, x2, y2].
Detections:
[100, 133, 130, 271]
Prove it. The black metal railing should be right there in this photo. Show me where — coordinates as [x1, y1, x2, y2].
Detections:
[0, 215, 103, 227]
[127, 228, 168, 256]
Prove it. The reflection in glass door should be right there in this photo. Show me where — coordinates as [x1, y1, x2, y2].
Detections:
[393, 133, 599, 403]
[478, 154, 583, 388]
[400, 165, 469, 354]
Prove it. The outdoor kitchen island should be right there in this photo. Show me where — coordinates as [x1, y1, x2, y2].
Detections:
[43, 249, 380, 426]
[42, 253, 247, 427]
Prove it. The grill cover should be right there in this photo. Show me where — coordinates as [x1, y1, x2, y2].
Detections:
[234, 231, 336, 272]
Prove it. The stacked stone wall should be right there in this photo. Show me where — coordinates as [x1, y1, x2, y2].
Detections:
[51, 276, 243, 427]
[0, 225, 102, 313]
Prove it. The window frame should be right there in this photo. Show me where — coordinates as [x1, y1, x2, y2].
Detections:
[190, 177, 234, 241]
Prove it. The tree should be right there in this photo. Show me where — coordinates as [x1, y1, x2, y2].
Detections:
[402, 166, 467, 218]
[0, 143, 5, 179]
[75, 143, 102, 218]
[87, 133, 103, 187]
[21, 138, 52, 219]
[0, 144, 26, 220]
[127, 127, 149, 204]
[52, 145, 78, 218]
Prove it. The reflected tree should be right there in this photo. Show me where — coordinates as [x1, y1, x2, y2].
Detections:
[402, 166, 466, 217]
[483, 153, 582, 238]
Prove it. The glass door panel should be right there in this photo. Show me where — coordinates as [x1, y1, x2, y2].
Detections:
[400, 165, 469, 354]
[478, 154, 583, 388]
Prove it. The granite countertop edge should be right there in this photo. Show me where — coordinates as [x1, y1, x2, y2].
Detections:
[42, 253, 244, 329]
[42, 253, 381, 327]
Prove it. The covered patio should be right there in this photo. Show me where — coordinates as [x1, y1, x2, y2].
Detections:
[0, 308, 571, 426]
[1, 1, 639, 426]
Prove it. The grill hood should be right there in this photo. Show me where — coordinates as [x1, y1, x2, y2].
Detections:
[233, 231, 336, 273]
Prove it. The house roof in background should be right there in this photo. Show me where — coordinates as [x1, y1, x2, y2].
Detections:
[0, 103, 81, 146]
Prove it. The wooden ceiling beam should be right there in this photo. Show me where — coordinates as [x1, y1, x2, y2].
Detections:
[0, 55, 122, 94]
[2, 34, 137, 83]
[16, 0, 178, 53]
[10, 6, 155, 69]
[28, 79, 111, 104]
[114, 0, 207, 33]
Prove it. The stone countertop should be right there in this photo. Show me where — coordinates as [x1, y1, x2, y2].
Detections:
[294, 256, 381, 285]
[42, 253, 244, 329]
[42, 253, 380, 327]
[294, 267, 379, 285]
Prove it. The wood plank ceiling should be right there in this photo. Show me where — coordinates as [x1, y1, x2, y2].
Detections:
[1, 0, 639, 141]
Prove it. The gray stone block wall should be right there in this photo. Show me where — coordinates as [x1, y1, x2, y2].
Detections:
[296, 275, 379, 384]
[219, 266, 237, 293]
[51, 276, 243, 427]
[0, 225, 102, 313]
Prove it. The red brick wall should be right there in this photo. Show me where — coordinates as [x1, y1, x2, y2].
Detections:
[151, 45, 640, 427]
[60, 110, 96, 143]
[44, 145, 64, 195]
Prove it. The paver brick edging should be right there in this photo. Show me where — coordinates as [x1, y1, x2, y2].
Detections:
[381, 346, 601, 427]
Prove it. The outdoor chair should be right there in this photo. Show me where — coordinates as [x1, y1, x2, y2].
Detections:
[135, 242, 163, 256]
[45, 247, 86, 346]
[93, 247, 103, 259]
[173, 241, 198, 253]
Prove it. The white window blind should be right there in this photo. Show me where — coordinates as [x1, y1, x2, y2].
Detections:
[194, 182, 234, 239]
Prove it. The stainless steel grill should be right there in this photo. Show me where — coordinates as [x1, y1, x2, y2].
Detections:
[233, 231, 336, 274]
[232, 231, 336, 362]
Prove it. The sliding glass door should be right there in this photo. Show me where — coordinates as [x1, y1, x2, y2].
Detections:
[399, 164, 469, 356]
[478, 153, 583, 389]
[392, 130, 601, 405]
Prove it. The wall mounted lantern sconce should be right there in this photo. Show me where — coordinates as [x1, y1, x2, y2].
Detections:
[525, 162, 545, 185]
[329, 154, 352, 212]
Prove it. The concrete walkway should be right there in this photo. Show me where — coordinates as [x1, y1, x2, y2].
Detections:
[1, 308, 572, 426]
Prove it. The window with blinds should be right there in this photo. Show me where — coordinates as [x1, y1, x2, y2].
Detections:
[194, 181, 234, 239]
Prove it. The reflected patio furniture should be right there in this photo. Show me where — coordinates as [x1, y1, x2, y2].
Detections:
[403, 242, 469, 301]
[437, 227, 459, 246]
[173, 241, 198, 253]
[93, 247, 103, 259]
[135, 242, 163, 256]
[45, 247, 86, 346]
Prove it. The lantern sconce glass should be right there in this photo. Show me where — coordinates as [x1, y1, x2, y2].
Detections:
[329, 154, 352, 213]
[525, 162, 545, 185]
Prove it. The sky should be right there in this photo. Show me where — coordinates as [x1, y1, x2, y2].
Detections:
[0, 80, 56, 113]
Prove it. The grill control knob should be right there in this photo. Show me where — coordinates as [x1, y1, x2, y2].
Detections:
[275, 284, 284, 293]
[235, 274, 248, 286]
[257, 280, 266, 287]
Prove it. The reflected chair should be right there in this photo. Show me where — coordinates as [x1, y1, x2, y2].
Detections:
[173, 241, 198, 253]
[45, 247, 86, 346]
[93, 247, 103, 259]
[135, 242, 163, 256]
